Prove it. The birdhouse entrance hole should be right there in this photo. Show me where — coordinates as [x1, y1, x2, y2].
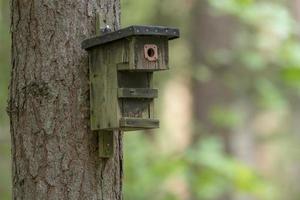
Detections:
[144, 44, 158, 62]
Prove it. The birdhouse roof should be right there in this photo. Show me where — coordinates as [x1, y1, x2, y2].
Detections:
[81, 25, 180, 50]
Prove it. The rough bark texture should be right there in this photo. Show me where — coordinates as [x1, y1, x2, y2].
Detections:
[9, 0, 122, 199]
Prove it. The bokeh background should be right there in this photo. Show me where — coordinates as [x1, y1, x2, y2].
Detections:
[2, 0, 300, 199]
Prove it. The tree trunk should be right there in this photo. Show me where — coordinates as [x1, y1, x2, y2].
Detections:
[189, 1, 238, 200]
[9, 0, 122, 199]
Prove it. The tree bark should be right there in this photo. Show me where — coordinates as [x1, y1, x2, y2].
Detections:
[9, 0, 122, 199]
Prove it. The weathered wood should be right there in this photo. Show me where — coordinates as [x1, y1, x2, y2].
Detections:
[86, 26, 179, 133]
[120, 117, 159, 130]
[117, 37, 169, 71]
[90, 31, 127, 157]
[148, 73, 155, 120]
[121, 99, 152, 118]
[90, 43, 125, 130]
[118, 88, 158, 98]
[89, 41, 158, 131]
[130, 36, 169, 71]
[98, 130, 115, 158]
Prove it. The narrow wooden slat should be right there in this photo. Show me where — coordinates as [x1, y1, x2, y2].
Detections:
[117, 63, 130, 70]
[117, 62, 167, 71]
[119, 117, 159, 129]
[118, 88, 158, 98]
[98, 130, 114, 158]
[148, 73, 155, 119]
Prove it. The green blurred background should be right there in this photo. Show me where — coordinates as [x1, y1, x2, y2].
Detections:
[2, 0, 300, 199]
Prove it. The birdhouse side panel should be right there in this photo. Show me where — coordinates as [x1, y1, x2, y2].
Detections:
[90, 40, 130, 130]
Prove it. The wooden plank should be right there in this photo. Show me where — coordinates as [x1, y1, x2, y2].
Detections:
[117, 63, 129, 70]
[118, 88, 158, 98]
[148, 73, 155, 119]
[121, 99, 151, 118]
[117, 63, 166, 71]
[98, 130, 114, 158]
[106, 61, 119, 129]
[90, 47, 106, 130]
[128, 37, 136, 71]
[90, 40, 129, 130]
[120, 117, 159, 129]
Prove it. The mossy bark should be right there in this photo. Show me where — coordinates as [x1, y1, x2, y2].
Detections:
[9, 0, 123, 199]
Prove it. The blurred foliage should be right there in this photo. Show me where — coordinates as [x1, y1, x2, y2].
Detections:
[0, 0, 11, 199]
[0, 0, 9, 125]
[122, 0, 300, 199]
[124, 133, 277, 200]
[121, 0, 282, 199]
[209, 105, 243, 128]
[186, 137, 276, 200]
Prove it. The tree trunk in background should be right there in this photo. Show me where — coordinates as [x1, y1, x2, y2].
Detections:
[189, 2, 232, 199]
[189, 1, 255, 200]
[9, 0, 122, 199]
[189, 0, 236, 147]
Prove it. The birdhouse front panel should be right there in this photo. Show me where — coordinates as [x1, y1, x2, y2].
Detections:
[127, 36, 169, 71]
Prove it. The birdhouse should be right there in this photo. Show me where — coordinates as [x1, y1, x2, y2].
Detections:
[82, 25, 180, 131]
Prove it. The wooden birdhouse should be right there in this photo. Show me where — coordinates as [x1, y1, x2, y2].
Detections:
[82, 25, 180, 131]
